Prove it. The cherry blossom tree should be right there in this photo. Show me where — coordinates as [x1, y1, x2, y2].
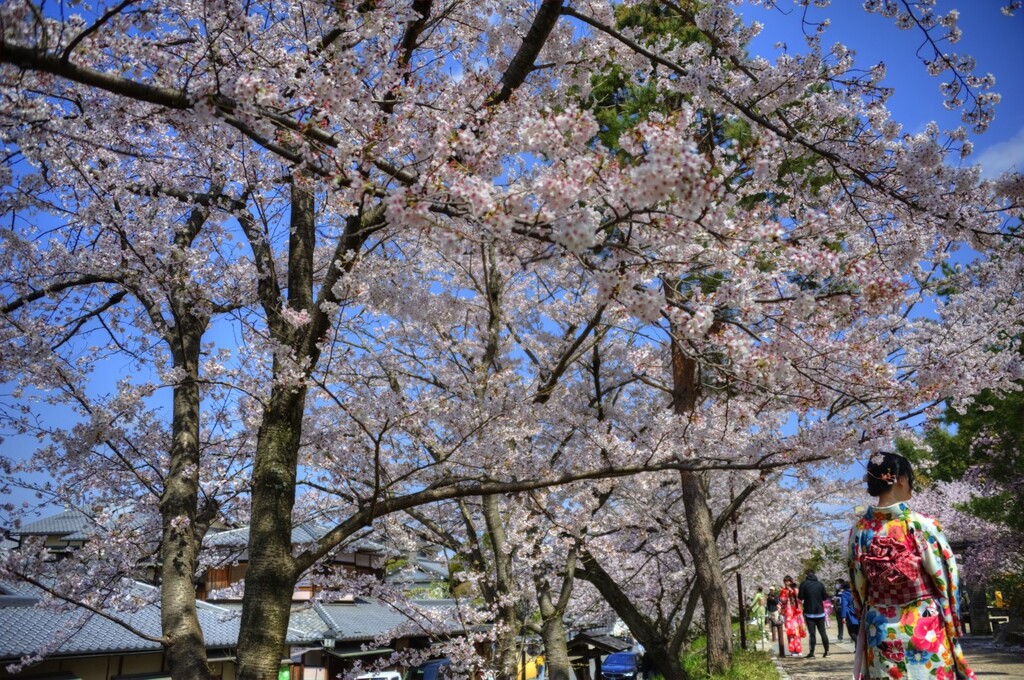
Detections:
[3, 2, 1024, 680]
[0, 160, 255, 678]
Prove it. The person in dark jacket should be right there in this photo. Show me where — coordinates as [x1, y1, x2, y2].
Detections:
[798, 571, 831, 658]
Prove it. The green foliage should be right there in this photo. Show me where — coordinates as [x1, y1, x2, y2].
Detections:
[918, 385, 1024, 537]
[681, 633, 781, 680]
[384, 556, 409, 574]
[989, 571, 1024, 617]
[405, 583, 452, 599]
[900, 378, 1024, 613]
[801, 543, 844, 581]
[586, 2, 708, 153]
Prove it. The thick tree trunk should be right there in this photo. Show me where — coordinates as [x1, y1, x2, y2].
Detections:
[483, 494, 523, 680]
[678, 470, 732, 676]
[235, 389, 306, 680]
[539, 601, 572, 680]
[540, 614, 573, 680]
[161, 321, 214, 680]
[237, 184, 315, 680]
[534, 545, 578, 680]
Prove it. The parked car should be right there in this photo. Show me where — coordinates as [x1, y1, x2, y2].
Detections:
[357, 672, 403, 680]
[407, 658, 452, 680]
[601, 651, 639, 680]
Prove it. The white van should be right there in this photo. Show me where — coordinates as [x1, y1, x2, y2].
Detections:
[356, 672, 403, 680]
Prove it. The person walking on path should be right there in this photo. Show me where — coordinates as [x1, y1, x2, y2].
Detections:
[780, 575, 806, 656]
[848, 451, 976, 680]
[833, 580, 845, 640]
[750, 586, 767, 636]
[798, 571, 831, 659]
[766, 586, 786, 657]
[836, 580, 859, 641]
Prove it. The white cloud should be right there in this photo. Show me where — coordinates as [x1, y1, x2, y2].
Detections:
[974, 125, 1024, 178]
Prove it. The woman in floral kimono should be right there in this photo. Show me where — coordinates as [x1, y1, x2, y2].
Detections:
[780, 575, 806, 655]
[848, 452, 975, 680]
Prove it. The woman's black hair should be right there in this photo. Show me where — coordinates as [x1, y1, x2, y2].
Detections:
[865, 451, 915, 496]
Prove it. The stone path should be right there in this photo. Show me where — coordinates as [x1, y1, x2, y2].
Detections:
[760, 635, 1024, 679]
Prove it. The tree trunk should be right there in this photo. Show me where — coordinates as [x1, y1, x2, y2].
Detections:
[236, 183, 317, 680]
[160, 320, 214, 680]
[539, 614, 571, 680]
[535, 546, 578, 680]
[235, 389, 306, 680]
[678, 470, 732, 676]
[483, 494, 523, 680]
[576, 551, 688, 680]
[667, 279, 732, 676]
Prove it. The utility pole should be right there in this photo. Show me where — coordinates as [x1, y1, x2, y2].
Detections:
[730, 480, 747, 651]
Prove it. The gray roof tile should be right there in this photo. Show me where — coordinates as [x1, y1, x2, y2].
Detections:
[14, 509, 94, 538]
[204, 523, 384, 554]
[0, 581, 241, 661]
[0, 583, 459, 662]
[315, 600, 410, 642]
[12, 505, 154, 543]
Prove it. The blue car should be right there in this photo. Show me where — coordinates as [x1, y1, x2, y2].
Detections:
[407, 658, 452, 680]
[601, 652, 639, 680]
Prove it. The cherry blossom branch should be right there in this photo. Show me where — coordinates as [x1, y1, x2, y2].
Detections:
[486, 0, 563, 107]
[60, 0, 136, 62]
[50, 291, 128, 350]
[561, 5, 1006, 242]
[2, 274, 124, 314]
[534, 306, 606, 404]
[0, 42, 190, 108]
[292, 451, 827, 573]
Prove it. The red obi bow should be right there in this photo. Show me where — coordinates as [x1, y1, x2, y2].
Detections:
[860, 534, 920, 586]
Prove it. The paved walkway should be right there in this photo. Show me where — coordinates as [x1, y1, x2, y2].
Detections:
[757, 635, 1024, 679]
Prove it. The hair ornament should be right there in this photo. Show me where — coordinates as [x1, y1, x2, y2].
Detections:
[866, 469, 897, 484]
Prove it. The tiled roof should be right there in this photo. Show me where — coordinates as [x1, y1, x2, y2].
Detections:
[200, 598, 457, 646]
[209, 603, 317, 645]
[386, 559, 450, 585]
[417, 561, 449, 578]
[0, 581, 242, 661]
[204, 522, 384, 554]
[314, 599, 412, 642]
[1, 578, 466, 664]
[12, 505, 154, 543]
[14, 508, 94, 539]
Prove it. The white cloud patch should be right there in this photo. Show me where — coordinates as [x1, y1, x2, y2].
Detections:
[974, 125, 1024, 178]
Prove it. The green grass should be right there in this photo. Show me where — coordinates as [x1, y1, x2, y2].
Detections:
[677, 633, 782, 680]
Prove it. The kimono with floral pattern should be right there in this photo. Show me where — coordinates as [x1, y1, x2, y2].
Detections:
[780, 584, 806, 654]
[848, 503, 975, 680]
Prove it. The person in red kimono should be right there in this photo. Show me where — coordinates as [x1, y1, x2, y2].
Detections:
[779, 575, 806, 655]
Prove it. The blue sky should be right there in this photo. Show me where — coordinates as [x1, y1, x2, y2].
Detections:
[741, 1, 1023, 177]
